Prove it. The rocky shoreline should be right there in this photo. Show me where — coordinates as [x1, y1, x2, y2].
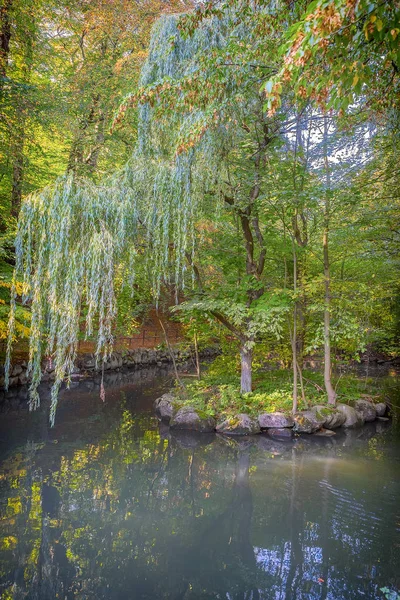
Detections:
[0, 346, 220, 390]
[154, 394, 390, 438]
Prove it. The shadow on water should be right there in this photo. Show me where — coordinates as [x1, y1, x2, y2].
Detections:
[0, 367, 399, 599]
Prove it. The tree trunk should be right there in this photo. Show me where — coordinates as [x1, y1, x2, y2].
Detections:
[193, 329, 200, 379]
[323, 116, 337, 406]
[323, 228, 336, 405]
[85, 109, 105, 173]
[292, 242, 298, 413]
[10, 104, 26, 218]
[296, 260, 306, 368]
[240, 343, 252, 393]
[0, 0, 12, 88]
[9, 25, 33, 218]
[67, 95, 105, 177]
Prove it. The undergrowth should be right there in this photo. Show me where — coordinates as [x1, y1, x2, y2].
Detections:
[174, 356, 384, 419]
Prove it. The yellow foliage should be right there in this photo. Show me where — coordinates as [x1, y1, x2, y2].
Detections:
[7, 497, 22, 515]
[0, 536, 18, 550]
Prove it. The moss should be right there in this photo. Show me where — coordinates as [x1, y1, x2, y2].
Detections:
[196, 409, 211, 421]
[171, 366, 384, 423]
[318, 407, 332, 417]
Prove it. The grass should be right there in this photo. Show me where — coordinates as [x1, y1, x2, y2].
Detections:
[173, 363, 384, 420]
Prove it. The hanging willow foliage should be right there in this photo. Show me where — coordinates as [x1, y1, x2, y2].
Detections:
[5, 13, 239, 424]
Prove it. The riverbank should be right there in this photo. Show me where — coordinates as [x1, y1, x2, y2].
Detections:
[154, 366, 394, 437]
[0, 345, 220, 389]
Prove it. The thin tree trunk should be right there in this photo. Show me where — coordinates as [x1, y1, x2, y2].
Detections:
[297, 360, 306, 406]
[85, 110, 105, 173]
[292, 241, 298, 413]
[10, 105, 26, 218]
[9, 26, 33, 218]
[296, 260, 306, 368]
[240, 342, 252, 393]
[0, 0, 12, 88]
[323, 116, 337, 405]
[158, 318, 183, 388]
[193, 329, 200, 379]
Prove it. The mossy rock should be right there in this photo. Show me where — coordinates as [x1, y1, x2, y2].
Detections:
[216, 414, 260, 436]
[258, 412, 294, 429]
[294, 410, 325, 434]
[170, 407, 216, 433]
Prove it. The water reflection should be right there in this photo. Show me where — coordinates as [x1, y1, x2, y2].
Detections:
[0, 370, 399, 599]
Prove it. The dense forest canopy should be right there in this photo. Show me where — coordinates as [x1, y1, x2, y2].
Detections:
[1, 0, 399, 423]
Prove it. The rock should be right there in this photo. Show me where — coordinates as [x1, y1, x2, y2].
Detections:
[258, 412, 294, 429]
[267, 428, 293, 439]
[377, 416, 389, 422]
[354, 399, 377, 422]
[18, 373, 28, 386]
[108, 355, 121, 370]
[11, 364, 23, 377]
[83, 357, 96, 370]
[323, 410, 346, 430]
[336, 404, 364, 428]
[374, 402, 387, 417]
[294, 410, 325, 434]
[216, 414, 260, 436]
[170, 406, 216, 433]
[310, 405, 346, 430]
[154, 393, 175, 422]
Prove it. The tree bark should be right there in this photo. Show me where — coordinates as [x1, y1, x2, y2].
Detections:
[193, 329, 200, 379]
[323, 227, 336, 405]
[0, 0, 12, 87]
[240, 343, 252, 393]
[10, 104, 26, 218]
[292, 241, 298, 413]
[10, 25, 33, 218]
[323, 116, 337, 406]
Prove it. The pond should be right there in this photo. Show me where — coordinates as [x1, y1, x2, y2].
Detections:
[0, 367, 399, 599]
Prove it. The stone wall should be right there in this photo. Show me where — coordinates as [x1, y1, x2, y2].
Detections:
[0, 346, 220, 389]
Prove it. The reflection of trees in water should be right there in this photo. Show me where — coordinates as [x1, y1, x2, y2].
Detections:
[0, 413, 399, 600]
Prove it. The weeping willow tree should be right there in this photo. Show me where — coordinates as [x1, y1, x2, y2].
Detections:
[3, 13, 227, 423]
[6, 2, 295, 422]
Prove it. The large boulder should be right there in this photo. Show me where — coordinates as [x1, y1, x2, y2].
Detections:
[216, 414, 260, 436]
[354, 399, 377, 422]
[374, 402, 387, 417]
[336, 404, 364, 428]
[154, 393, 175, 422]
[170, 406, 216, 433]
[294, 410, 325, 434]
[310, 405, 346, 430]
[258, 412, 294, 429]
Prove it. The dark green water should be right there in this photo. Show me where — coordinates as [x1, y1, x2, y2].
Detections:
[0, 367, 399, 600]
